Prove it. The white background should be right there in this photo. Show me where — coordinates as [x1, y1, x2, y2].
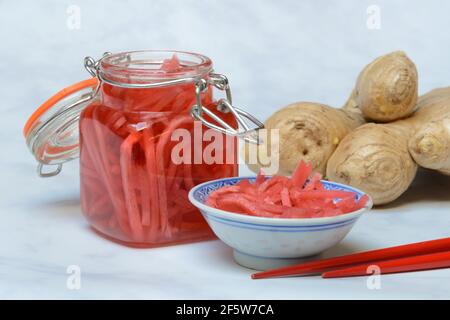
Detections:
[0, 0, 449, 299]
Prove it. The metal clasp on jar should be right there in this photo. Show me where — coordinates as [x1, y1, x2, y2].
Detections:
[28, 52, 265, 178]
[86, 53, 265, 145]
[190, 73, 264, 144]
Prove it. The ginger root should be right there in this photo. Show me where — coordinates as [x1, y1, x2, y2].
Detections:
[326, 121, 417, 205]
[327, 87, 450, 205]
[408, 87, 450, 175]
[242, 51, 418, 176]
[348, 51, 418, 122]
[243, 102, 363, 175]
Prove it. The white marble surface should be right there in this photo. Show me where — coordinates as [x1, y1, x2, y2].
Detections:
[1, 0, 450, 299]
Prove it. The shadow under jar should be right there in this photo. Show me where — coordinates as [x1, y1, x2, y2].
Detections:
[79, 51, 238, 247]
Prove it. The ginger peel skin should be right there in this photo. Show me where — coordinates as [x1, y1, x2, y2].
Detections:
[350, 51, 418, 122]
[328, 87, 450, 205]
[326, 121, 417, 205]
[408, 88, 450, 175]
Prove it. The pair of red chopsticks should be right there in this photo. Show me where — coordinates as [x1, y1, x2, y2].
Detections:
[252, 237, 450, 279]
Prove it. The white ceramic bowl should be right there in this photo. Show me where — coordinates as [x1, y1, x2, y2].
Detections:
[189, 176, 373, 270]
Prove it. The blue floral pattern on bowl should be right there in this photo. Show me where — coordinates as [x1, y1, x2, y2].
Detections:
[192, 176, 365, 204]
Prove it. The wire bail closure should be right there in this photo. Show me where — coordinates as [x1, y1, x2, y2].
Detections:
[190, 74, 264, 144]
[84, 53, 265, 145]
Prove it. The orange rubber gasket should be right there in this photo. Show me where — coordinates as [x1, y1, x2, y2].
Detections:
[23, 78, 98, 137]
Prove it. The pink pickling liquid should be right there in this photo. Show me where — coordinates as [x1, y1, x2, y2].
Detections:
[79, 55, 238, 247]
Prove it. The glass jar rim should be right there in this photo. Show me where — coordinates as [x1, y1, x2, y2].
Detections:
[99, 50, 213, 86]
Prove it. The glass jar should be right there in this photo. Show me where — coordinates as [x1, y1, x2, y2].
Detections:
[23, 50, 266, 247]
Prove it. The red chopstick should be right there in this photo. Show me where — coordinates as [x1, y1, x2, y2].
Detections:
[251, 237, 450, 279]
[322, 250, 450, 278]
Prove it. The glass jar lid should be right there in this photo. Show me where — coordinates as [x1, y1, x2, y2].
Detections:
[23, 78, 98, 177]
